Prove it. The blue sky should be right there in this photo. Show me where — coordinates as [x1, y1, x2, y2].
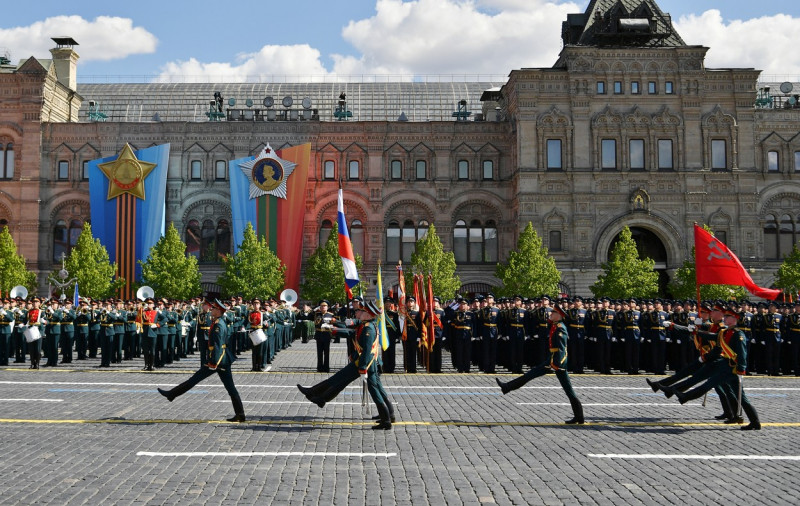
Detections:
[2, 1, 799, 80]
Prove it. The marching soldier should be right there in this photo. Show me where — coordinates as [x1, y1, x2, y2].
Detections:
[158, 297, 245, 423]
[496, 302, 584, 424]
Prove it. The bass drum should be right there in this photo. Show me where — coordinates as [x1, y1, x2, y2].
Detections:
[23, 326, 42, 343]
[249, 329, 267, 345]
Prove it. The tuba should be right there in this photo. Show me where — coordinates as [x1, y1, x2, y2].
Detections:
[280, 289, 298, 307]
[10, 285, 28, 300]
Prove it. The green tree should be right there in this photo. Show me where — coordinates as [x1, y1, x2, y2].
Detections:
[0, 226, 37, 296]
[63, 223, 124, 299]
[495, 222, 561, 298]
[217, 222, 285, 299]
[775, 244, 800, 296]
[301, 222, 363, 304]
[590, 225, 659, 299]
[139, 222, 202, 299]
[410, 223, 460, 299]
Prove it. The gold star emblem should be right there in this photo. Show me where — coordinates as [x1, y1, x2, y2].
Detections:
[98, 143, 157, 200]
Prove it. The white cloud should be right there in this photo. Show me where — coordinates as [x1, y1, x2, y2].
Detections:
[157, 45, 335, 83]
[0, 16, 157, 63]
[156, 0, 578, 81]
[675, 10, 800, 76]
[334, 0, 579, 76]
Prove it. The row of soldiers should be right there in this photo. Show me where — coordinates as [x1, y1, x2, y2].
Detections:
[0, 294, 301, 370]
[368, 293, 800, 377]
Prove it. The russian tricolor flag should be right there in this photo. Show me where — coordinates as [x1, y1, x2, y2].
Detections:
[338, 189, 359, 298]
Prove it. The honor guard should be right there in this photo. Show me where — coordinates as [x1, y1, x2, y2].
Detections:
[565, 296, 587, 374]
[403, 296, 421, 373]
[449, 298, 476, 373]
[480, 293, 501, 374]
[314, 300, 335, 372]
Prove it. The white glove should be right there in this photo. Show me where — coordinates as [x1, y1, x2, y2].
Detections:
[611, 337, 617, 343]
[621, 338, 625, 342]
[150, 323, 157, 328]
[750, 339, 756, 344]
[360, 371, 368, 383]
[677, 340, 682, 344]
[694, 318, 703, 325]
[666, 338, 672, 343]
[761, 341, 765, 345]
[687, 325, 696, 332]
[345, 319, 354, 326]
[321, 323, 333, 330]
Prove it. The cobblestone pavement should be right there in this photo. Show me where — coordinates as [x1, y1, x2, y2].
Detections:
[1, 342, 799, 505]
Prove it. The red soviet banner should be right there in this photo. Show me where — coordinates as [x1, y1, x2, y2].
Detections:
[694, 224, 781, 300]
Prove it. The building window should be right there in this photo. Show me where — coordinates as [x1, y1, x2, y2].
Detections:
[415, 160, 426, 180]
[1, 143, 14, 180]
[386, 221, 400, 263]
[658, 139, 673, 169]
[82, 160, 90, 180]
[216, 220, 231, 258]
[549, 230, 562, 252]
[482, 160, 493, 180]
[597, 81, 606, 94]
[401, 220, 416, 262]
[390, 160, 402, 180]
[454, 219, 498, 263]
[547, 139, 562, 169]
[190, 160, 202, 180]
[58, 160, 69, 180]
[185, 220, 201, 258]
[453, 220, 467, 262]
[768, 150, 779, 172]
[601, 139, 617, 169]
[52, 219, 83, 261]
[711, 140, 727, 170]
[200, 219, 217, 262]
[319, 219, 333, 246]
[348, 160, 359, 180]
[665, 81, 674, 94]
[351, 219, 364, 258]
[714, 230, 727, 245]
[629, 139, 645, 170]
[764, 213, 800, 260]
[458, 160, 469, 180]
[764, 214, 778, 259]
[215, 160, 227, 180]
[631, 81, 640, 94]
[324, 160, 335, 180]
[795, 151, 800, 172]
[648, 81, 657, 94]
[613, 81, 623, 94]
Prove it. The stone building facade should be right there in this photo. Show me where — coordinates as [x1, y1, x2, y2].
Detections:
[1, 0, 799, 297]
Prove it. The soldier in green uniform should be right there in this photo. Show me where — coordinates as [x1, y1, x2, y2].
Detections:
[12, 298, 27, 363]
[74, 299, 90, 360]
[59, 300, 75, 364]
[88, 300, 101, 358]
[0, 299, 13, 366]
[496, 303, 585, 424]
[124, 301, 138, 361]
[43, 298, 63, 367]
[158, 297, 245, 422]
[298, 300, 395, 429]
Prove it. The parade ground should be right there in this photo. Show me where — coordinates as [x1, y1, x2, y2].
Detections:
[1, 342, 799, 506]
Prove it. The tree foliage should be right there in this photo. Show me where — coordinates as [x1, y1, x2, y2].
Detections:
[0, 226, 37, 295]
[139, 222, 202, 299]
[495, 222, 561, 298]
[62, 223, 124, 299]
[409, 223, 460, 299]
[775, 244, 800, 296]
[590, 226, 659, 299]
[217, 222, 285, 299]
[301, 222, 363, 304]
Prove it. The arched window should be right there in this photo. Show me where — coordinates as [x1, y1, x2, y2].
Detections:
[216, 220, 231, 257]
[319, 219, 333, 246]
[68, 220, 83, 249]
[402, 219, 416, 262]
[482, 160, 494, 180]
[386, 221, 400, 262]
[200, 219, 216, 262]
[351, 219, 364, 258]
[1, 143, 15, 180]
[53, 220, 68, 262]
[454, 219, 497, 263]
[0, 218, 8, 228]
[453, 220, 468, 262]
[190, 160, 202, 180]
[390, 160, 402, 180]
[764, 214, 778, 260]
[415, 160, 426, 180]
[215, 160, 227, 180]
[185, 220, 201, 258]
[323, 160, 335, 180]
[780, 214, 794, 257]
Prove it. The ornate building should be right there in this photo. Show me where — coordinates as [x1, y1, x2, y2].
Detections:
[1, 0, 799, 297]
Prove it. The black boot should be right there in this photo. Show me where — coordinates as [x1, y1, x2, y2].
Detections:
[741, 402, 761, 431]
[645, 378, 661, 393]
[372, 403, 392, 430]
[565, 398, 585, 425]
[227, 396, 246, 422]
[157, 380, 193, 402]
[496, 375, 529, 395]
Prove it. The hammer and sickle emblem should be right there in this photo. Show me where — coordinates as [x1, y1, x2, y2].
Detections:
[707, 240, 732, 262]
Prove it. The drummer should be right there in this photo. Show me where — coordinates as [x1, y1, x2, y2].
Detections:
[248, 298, 267, 372]
[25, 297, 44, 369]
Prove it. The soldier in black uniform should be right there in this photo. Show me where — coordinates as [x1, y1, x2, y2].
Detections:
[786, 301, 800, 376]
[595, 297, 614, 374]
[480, 293, 501, 374]
[764, 301, 783, 376]
[506, 295, 527, 374]
[565, 296, 587, 374]
[382, 297, 399, 373]
[650, 299, 669, 375]
[403, 296, 421, 373]
[429, 297, 445, 373]
[314, 300, 335, 373]
[449, 297, 476, 373]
